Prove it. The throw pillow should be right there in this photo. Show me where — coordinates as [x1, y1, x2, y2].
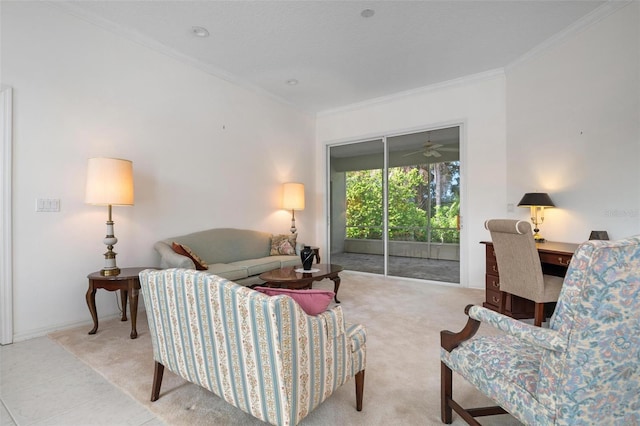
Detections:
[270, 233, 297, 255]
[171, 242, 208, 270]
[254, 287, 334, 316]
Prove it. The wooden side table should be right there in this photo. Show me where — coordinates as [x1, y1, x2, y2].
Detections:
[86, 267, 151, 339]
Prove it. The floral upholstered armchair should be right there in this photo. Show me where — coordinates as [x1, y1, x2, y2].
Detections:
[441, 236, 640, 425]
[139, 268, 366, 426]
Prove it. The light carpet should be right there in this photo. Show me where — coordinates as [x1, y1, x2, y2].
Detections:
[49, 271, 522, 426]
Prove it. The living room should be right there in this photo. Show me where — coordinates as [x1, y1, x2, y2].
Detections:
[1, 1, 639, 425]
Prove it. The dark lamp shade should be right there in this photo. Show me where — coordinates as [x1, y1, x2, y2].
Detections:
[517, 192, 555, 208]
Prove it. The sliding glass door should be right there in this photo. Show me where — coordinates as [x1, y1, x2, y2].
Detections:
[328, 127, 460, 283]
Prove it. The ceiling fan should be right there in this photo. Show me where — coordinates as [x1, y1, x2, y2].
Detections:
[403, 139, 459, 158]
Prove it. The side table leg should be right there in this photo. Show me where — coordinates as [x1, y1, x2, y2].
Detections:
[129, 282, 138, 339]
[86, 284, 98, 335]
[330, 275, 341, 303]
[120, 289, 128, 321]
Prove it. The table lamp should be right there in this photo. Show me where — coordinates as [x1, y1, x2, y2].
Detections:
[517, 192, 554, 242]
[85, 157, 134, 276]
[282, 182, 305, 234]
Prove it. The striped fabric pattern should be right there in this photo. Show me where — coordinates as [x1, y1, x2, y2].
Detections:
[139, 268, 366, 426]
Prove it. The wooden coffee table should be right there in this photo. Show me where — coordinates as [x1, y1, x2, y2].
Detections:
[259, 264, 344, 303]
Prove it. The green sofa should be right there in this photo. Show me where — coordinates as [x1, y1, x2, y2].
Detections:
[154, 228, 301, 286]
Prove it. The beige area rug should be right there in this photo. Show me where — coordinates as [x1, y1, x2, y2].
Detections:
[49, 271, 522, 426]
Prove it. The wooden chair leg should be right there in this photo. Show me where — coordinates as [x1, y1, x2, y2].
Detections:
[151, 361, 164, 401]
[534, 303, 545, 327]
[441, 362, 453, 424]
[355, 370, 365, 411]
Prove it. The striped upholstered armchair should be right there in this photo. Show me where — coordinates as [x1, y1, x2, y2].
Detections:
[441, 236, 640, 425]
[139, 268, 366, 426]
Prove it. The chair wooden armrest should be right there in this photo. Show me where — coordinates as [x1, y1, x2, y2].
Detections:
[440, 304, 481, 352]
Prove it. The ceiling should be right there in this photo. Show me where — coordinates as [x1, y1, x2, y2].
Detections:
[58, 1, 607, 113]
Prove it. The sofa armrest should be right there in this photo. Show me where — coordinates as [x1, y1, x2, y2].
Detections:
[153, 241, 195, 269]
[468, 305, 567, 352]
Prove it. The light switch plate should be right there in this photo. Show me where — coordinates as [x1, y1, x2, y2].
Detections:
[36, 198, 60, 212]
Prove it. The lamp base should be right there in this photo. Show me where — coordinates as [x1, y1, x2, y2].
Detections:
[100, 267, 121, 277]
[290, 209, 297, 234]
[533, 232, 546, 243]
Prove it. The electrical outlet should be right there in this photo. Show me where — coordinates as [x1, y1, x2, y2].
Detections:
[36, 198, 60, 212]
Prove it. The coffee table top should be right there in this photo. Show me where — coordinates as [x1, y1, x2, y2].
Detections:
[259, 264, 343, 283]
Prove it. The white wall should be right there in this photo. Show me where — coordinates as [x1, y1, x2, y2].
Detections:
[505, 2, 640, 242]
[316, 73, 508, 289]
[1, 2, 316, 340]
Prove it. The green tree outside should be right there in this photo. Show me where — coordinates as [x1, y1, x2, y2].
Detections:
[345, 163, 460, 243]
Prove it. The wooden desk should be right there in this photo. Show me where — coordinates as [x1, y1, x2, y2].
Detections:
[480, 241, 580, 319]
[86, 267, 151, 339]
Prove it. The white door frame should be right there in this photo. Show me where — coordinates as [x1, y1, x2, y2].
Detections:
[1, 86, 13, 345]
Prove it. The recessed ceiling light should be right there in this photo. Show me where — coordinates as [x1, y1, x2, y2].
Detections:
[361, 9, 375, 18]
[286, 79, 299, 86]
[191, 26, 209, 37]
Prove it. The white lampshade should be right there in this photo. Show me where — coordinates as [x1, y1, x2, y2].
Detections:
[85, 157, 134, 206]
[282, 182, 305, 210]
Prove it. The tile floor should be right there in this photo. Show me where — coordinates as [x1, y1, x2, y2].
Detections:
[0, 336, 163, 426]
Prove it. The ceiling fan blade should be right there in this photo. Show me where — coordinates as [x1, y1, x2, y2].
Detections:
[402, 149, 427, 157]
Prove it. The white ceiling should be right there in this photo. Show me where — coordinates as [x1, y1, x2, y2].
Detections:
[58, 0, 607, 113]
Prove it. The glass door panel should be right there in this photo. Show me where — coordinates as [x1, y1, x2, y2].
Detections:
[328, 139, 385, 275]
[387, 128, 460, 282]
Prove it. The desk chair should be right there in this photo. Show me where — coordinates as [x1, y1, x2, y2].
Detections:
[484, 219, 563, 326]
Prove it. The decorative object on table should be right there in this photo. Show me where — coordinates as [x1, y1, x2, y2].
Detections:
[517, 192, 555, 242]
[301, 245, 314, 270]
[295, 267, 320, 273]
[589, 230, 609, 240]
[85, 157, 134, 276]
[282, 182, 305, 234]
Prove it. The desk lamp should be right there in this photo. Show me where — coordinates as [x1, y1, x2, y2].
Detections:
[518, 192, 554, 242]
[282, 182, 305, 234]
[85, 157, 134, 276]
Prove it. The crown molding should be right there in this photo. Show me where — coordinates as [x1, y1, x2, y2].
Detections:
[506, 0, 632, 70]
[317, 68, 505, 117]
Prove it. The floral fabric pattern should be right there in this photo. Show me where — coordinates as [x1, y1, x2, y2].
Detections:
[140, 268, 366, 426]
[270, 233, 297, 255]
[442, 236, 640, 426]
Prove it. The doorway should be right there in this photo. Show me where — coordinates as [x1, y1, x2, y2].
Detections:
[328, 126, 460, 283]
